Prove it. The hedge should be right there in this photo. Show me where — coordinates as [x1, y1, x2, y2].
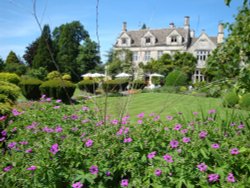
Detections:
[19, 78, 43, 100]
[0, 81, 20, 103]
[222, 92, 239, 108]
[165, 70, 188, 86]
[102, 79, 129, 93]
[39, 79, 76, 103]
[0, 72, 20, 85]
[240, 93, 250, 111]
[78, 80, 99, 94]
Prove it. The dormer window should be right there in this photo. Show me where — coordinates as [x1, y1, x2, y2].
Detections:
[121, 38, 127, 44]
[171, 36, 177, 43]
[145, 37, 151, 44]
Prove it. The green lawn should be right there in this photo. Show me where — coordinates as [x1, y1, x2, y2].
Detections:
[86, 92, 249, 121]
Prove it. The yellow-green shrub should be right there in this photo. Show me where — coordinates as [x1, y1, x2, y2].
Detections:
[0, 72, 20, 85]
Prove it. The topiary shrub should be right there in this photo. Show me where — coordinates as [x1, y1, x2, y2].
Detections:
[0, 102, 12, 116]
[78, 80, 98, 94]
[102, 79, 129, 93]
[165, 70, 188, 86]
[19, 78, 43, 100]
[40, 79, 76, 103]
[62, 74, 71, 81]
[240, 93, 250, 111]
[0, 81, 20, 102]
[223, 92, 239, 108]
[46, 71, 61, 80]
[0, 72, 20, 85]
[130, 80, 146, 90]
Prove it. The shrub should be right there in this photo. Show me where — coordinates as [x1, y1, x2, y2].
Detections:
[78, 80, 98, 94]
[26, 67, 48, 81]
[19, 78, 43, 100]
[223, 92, 239, 108]
[240, 93, 250, 110]
[165, 70, 188, 86]
[46, 71, 61, 80]
[102, 79, 129, 93]
[0, 72, 20, 85]
[0, 81, 20, 102]
[62, 74, 71, 81]
[0, 102, 12, 116]
[39, 79, 76, 103]
[130, 80, 146, 90]
[0, 94, 11, 104]
[179, 86, 187, 92]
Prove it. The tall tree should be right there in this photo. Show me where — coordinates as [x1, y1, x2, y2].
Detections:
[23, 38, 39, 67]
[5, 51, 20, 64]
[33, 25, 55, 71]
[0, 57, 4, 71]
[76, 38, 101, 73]
[53, 21, 89, 81]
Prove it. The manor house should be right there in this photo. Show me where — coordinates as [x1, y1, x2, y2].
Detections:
[114, 16, 224, 83]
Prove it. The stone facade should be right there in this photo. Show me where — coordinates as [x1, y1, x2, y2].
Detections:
[114, 16, 224, 83]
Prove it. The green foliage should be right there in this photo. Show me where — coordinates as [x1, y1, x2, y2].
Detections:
[0, 81, 20, 102]
[1, 101, 250, 187]
[240, 93, 250, 110]
[4, 51, 27, 75]
[54, 21, 89, 82]
[46, 71, 61, 80]
[19, 78, 43, 100]
[0, 72, 20, 85]
[33, 25, 55, 72]
[76, 38, 101, 74]
[0, 57, 4, 71]
[223, 91, 239, 108]
[165, 70, 188, 86]
[26, 67, 48, 81]
[78, 80, 99, 93]
[39, 79, 76, 103]
[0, 102, 12, 116]
[102, 79, 129, 92]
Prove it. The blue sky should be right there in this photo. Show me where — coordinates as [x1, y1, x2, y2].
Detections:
[0, 0, 244, 62]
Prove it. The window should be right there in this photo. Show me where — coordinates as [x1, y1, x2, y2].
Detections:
[145, 37, 151, 44]
[144, 51, 151, 61]
[171, 36, 177, 43]
[121, 38, 127, 45]
[196, 50, 210, 61]
[133, 52, 138, 62]
[157, 51, 163, 59]
[120, 51, 126, 61]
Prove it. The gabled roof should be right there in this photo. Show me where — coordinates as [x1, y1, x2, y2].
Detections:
[117, 28, 188, 47]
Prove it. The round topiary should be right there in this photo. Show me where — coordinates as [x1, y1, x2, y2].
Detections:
[165, 70, 188, 86]
[0, 72, 20, 85]
[19, 78, 43, 100]
[0, 81, 20, 102]
[39, 79, 76, 103]
[78, 80, 98, 94]
[223, 92, 239, 108]
[46, 71, 61, 80]
[240, 93, 250, 111]
[62, 74, 71, 81]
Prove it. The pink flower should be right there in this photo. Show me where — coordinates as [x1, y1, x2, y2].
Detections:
[227, 173, 236, 183]
[199, 131, 208, 139]
[208, 109, 216, 114]
[238, 124, 244, 129]
[137, 119, 143, 124]
[169, 140, 179, 148]
[0, 115, 7, 121]
[166, 115, 173, 121]
[8, 142, 17, 149]
[27, 166, 37, 171]
[208, 173, 219, 183]
[155, 169, 162, 176]
[193, 112, 198, 115]
[197, 163, 207, 172]
[147, 151, 157, 159]
[19, 141, 28, 145]
[56, 99, 62, 103]
[53, 106, 60, 109]
[50, 143, 59, 155]
[137, 112, 145, 119]
[182, 137, 191, 143]
[124, 138, 132, 143]
[121, 179, 129, 187]
[163, 154, 173, 163]
[173, 124, 182, 131]
[72, 182, 83, 188]
[3, 165, 13, 172]
[211, 143, 220, 149]
[181, 129, 188, 134]
[89, 165, 98, 175]
[25, 149, 33, 153]
[82, 106, 89, 111]
[12, 109, 23, 116]
[85, 139, 93, 147]
[230, 148, 239, 155]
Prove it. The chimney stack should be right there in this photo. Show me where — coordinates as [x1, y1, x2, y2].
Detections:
[217, 23, 224, 43]
[169, 22, 175, 28]
[190, 30, 195, 38]
[122, 22, 127, 32]
[184, 16, 190, 29]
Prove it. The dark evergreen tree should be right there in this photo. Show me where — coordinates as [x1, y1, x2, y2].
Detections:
[33, 25, 55, 72]
[5, 51, 20, 64]
[23, 38, 39, 67]
[4, 51, 27, 75]
[141, 23, 147, 29]
[0, 57, 4, 72]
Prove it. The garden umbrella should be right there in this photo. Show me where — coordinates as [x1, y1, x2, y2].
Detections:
[149, 73, 164, 86]
[115, 73, 132, 78]
[91, 73, 105, 77]
[81, 73, 93, 77]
